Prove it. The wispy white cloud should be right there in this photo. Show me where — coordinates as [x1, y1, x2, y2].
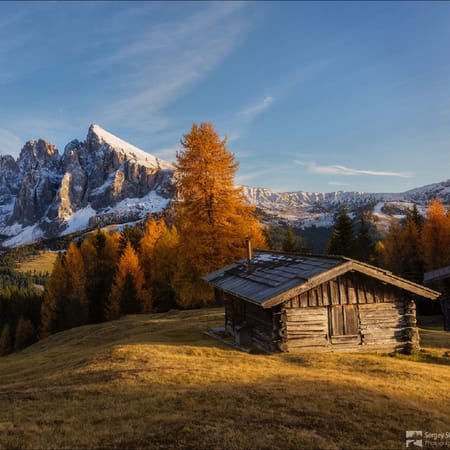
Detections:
[89, 3, 250, 130]
[236, 167, 280, 185]
[239, 96, 274, 121]
[328, 181, 351, 186]
[295, 160, 414, 178]
[230, 57, 334, 142]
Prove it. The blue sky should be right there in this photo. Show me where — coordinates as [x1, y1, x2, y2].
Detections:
[0, 1, 449, 193]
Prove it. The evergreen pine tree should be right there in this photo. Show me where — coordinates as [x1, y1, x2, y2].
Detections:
[119, 225, 143, 253]
[406, 204, 424, 230]
[326, 206, 354, 257]
[354, 215, 375, 262]
[262, 227, 273, 250]
[81, 230, 119, 323]
[282, 226, 300, 252]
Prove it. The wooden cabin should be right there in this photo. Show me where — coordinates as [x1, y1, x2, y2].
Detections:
[424, 265, 450, 331]
[204, 251, 440, 354]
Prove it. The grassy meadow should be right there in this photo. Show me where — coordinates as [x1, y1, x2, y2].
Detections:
[16, 251, 58, 274]
[0, 308, 449, 449]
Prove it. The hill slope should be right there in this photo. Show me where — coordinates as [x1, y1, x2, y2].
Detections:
[0, 308, 449, 449]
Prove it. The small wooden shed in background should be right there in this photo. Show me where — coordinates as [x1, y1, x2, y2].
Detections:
[424, 265, 450, 331]
[204, 251, 441, 354]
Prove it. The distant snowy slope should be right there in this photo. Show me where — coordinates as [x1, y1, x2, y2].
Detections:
[242, 180, 450, 228]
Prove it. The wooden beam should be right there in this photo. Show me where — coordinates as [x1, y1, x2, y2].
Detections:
[261, 260, 440, 309]
[349, 261, 441, 300]
[262, 262, 353, 308]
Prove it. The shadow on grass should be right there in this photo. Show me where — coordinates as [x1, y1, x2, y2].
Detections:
[1, 374, 447, 450]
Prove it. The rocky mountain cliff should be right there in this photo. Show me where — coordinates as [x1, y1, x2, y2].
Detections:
[0, 124, 448, 247]
[0, 124, 174, 246]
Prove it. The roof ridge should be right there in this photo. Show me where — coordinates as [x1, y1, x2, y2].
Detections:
[255, 249, 345, 261]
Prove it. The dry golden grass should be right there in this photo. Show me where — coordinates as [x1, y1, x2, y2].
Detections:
[16, 251, 58, 274]
[0, 308, 449, 449]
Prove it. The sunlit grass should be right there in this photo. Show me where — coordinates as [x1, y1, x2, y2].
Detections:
[0, 308, 449, 449]
[16, 251, 57, 274]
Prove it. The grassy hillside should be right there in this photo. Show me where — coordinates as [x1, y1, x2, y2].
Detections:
[0, 308, 449, 449]
[16, 251, 58, 274]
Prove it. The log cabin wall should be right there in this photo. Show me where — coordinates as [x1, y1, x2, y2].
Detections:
[279, 272, 419, 353]
[222, 292, 276, 352]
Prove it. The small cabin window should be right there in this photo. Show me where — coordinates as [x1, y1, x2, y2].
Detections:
[330, 305, 359, 336]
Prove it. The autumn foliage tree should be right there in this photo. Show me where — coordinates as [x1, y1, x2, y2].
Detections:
[381, 217, 423, 281]
[173, 122, 265, 307]
[139, 219, 167, 286]
[105, 242, 150, 320]
[40, 253, 68, 337]
[379, 199, 450, 281]
[421, 198, 450, 271]
[151, 224, 180, 311]
[64, 243, 88, 327]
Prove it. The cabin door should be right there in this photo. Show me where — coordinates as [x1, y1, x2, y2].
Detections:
[329, 305, 361, 345]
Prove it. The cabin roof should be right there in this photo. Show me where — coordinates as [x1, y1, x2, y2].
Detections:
[203, 251, 441, 309]
[424, 265, 450, 284]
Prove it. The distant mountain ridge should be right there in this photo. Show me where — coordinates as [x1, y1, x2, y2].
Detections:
[242, 181, 450, 228]
[0, 124, 448, 247]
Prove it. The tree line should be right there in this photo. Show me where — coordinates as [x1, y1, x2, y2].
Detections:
[322, 199, 450, 282]
[0, 252, 47, 356]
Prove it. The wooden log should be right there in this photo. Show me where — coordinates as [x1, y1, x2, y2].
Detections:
[329, 279, 339, 305]
[322, 282, 330, 305]
[348, 286, 357, 304]
[338, 278, 348, 305]
[284, 308, 328, 317]
[299, 293, 308, 307]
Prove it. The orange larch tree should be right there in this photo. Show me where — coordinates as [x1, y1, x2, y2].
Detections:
[173, 122, 265, 307]
[421, 198, 450, 270]
[105, 242, 150, 319]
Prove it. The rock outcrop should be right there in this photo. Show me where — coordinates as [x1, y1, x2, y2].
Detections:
[0, 124, 175, 245]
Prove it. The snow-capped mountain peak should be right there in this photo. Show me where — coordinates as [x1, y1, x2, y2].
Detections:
[88, 124, 174, 170]
[0, 124, 175, 246]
